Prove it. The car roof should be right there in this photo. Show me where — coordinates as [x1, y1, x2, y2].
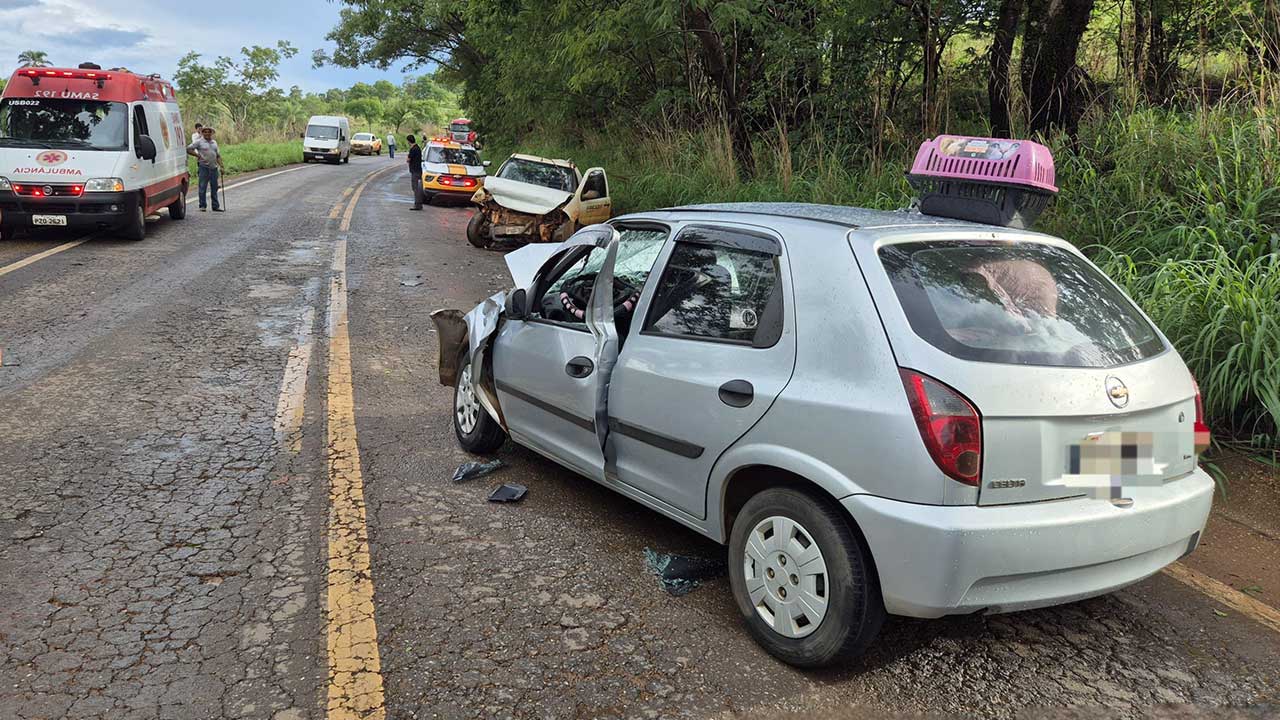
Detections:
[510, 153, 576, 169]
[426, 139, 465, 149]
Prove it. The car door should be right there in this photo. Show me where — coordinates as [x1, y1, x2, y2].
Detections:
[492, 226, 666, 478]
[576, 168, 612, 225]
[607, 224, 796, 518]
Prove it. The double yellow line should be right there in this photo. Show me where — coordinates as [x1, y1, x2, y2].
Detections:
[324, 162, 398, 720]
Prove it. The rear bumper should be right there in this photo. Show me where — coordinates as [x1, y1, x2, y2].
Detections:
[0, 190, 134, 228]
[843, 467, 1214, 618]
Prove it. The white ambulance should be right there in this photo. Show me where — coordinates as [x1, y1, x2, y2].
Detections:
[0, 63, 189, 241]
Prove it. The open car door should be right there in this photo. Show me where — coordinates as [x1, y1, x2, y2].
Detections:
[576, 168, 612, 226]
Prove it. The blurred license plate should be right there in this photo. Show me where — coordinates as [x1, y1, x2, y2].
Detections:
[494, 225, 528, 235]
[1068, 431, 1154, 476]
[32, 215, 67, 226]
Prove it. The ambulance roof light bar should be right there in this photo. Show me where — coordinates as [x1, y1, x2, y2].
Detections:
[21, 68, 112, 88]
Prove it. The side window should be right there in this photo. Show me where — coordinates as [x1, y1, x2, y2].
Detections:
[644, 240, 783, 347]
[582, 170, 607, 198]
[132, 105, 149, 151]
[531, 228, 667, 328]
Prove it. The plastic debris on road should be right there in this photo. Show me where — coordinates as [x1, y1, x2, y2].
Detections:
[452, 459, 505, 483]
[487, 483, 527, 503]
[643, 548, 725, 596]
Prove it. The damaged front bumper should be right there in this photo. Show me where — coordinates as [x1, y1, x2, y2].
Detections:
[475, 201, 575, 244]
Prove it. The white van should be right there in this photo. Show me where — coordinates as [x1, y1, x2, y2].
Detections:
[302, 115, 351, 164]
[0, 63, 190, 241]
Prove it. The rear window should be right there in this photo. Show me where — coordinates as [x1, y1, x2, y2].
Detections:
[879, 241, 1164, 367]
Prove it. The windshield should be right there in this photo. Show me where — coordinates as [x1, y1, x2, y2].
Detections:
[0, 98, 129, 150]
[449, 123, 469, 133]
[353, 133, 373, 141]
[306, 125, 339, 139]
[497, 158, 577, 192]
[426, 147, 481, 166]
[879, 241, 1164, 367]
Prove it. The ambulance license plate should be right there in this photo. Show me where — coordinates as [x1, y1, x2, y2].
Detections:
[32, 214, 67, 226]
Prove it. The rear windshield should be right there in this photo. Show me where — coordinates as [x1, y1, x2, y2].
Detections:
[427, 146, 481, 165]
[879, 241, 1164, 367]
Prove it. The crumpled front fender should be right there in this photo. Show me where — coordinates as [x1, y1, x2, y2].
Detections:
[430, 290, 508, 429]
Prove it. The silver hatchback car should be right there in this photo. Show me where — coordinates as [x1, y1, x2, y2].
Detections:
[433, 202, 1214, 667]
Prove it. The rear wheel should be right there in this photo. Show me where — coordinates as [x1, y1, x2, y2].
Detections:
[120, 198, 146, 241]
[343, 152, 350, 164]
[168, 189, 187, 220]
[466, 212, 492, 249]
[453, 353, 505, 453]
[728, 487, 885, 668]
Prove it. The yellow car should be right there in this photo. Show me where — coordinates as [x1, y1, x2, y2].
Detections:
[351, 133, 382, 155]
[421, 139, 489, 202]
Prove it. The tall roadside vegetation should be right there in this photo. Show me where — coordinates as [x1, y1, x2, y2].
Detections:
[322, 0, 1279, 451]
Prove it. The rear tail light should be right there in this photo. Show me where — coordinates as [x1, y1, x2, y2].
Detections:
[900, 369, 982, 486]
[1191, 376, 1212, 454]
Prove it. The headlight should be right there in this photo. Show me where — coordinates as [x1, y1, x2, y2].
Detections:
[0, 176, 10, 191]
[84, 177, 125, 192]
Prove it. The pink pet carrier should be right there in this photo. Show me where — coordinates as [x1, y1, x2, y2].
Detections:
[907, 135, 1058, 229]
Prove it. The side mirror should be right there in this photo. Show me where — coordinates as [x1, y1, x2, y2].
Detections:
[582, 189, 600, 200]
[137, 134, 157, 162]
[505, 288, 528, 320]
[482, 160, 491, 167]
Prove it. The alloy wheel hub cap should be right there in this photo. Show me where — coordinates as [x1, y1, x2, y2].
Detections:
[743, 515, 829, 639]
[455, 365, 480, 434]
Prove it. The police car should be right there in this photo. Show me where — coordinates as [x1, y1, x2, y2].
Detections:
[421, 138, 489, 202]
[0, 62, 189, 241]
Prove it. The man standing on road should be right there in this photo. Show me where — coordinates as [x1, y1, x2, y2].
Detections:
[407, 134, 424, 211]
[186, 126, 224, 212]
[386, 133, 396, 159]
[191, 122, 203, 145]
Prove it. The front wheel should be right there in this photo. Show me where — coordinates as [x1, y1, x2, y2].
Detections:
[343, 152, 350, 164]
[453, 353, 505, 453]
[120, 198, 146, 241]
[466, 211, 492, 249]
[728, 488, 885, 668]
[168, 190, 187, 220]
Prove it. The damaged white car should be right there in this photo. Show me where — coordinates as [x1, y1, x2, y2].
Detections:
[466, 153, 612, 248]
[432, 147, 1212, 668]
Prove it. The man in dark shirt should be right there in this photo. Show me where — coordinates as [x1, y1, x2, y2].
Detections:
[407, 135, 424, 211]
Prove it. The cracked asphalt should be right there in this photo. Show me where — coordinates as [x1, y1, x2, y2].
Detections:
[1, 156, 1277, 719]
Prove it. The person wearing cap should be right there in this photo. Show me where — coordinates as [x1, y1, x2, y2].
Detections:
[186, 126, 224, 212]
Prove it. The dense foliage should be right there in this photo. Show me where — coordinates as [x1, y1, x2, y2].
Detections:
[322, 0, 1278, 449]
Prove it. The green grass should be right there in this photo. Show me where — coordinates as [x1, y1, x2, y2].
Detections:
[496, 105, 1279, 448]
[186, 141, 303, 178]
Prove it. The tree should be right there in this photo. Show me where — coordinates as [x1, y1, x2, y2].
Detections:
[17, 50, 50, 67]
[345, 97, 384, 131]
[988, 0, 1025, 137]
[1021, 0, 1097, 137]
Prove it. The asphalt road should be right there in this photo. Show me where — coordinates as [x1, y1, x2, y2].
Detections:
[0, 156, 1276, 720]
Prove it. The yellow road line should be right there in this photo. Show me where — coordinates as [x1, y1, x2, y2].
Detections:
[0, 238, 92, 278]
[340, 166, 398, 233]
[272, 306, 315, 455]
[1163, 562, 1280, 635]
[324, 165, 397, 720]
[329, 187, 355, 220]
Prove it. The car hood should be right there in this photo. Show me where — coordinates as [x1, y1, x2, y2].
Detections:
[482, 175, 571, 216]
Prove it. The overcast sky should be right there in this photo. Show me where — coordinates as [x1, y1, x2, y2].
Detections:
[0, 0, 415, 92]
